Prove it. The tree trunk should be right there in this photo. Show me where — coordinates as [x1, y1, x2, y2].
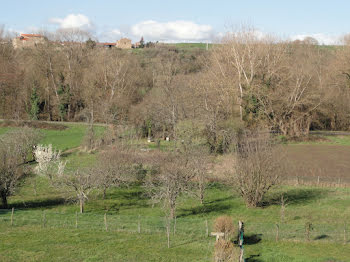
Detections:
[170, 201, 176, 219]
[200, 191, 204, 205]
[67, 104, 71, 121]
[238, 83, 243, 120]
[79, 198, 84, 213]
[1, 191, 8, 209]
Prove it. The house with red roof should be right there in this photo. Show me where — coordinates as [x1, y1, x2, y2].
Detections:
[12, 34, 47, 49]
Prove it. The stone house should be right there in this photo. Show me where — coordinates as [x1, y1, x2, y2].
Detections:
[12, 34, 47, 49]
[116, 38, 132, 49]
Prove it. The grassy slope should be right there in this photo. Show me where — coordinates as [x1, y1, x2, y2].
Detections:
[0, 123, 105, 151]
[1, 126, 350, 261]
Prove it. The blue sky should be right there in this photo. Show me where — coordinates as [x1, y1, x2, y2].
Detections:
[1, 0, 348, 43]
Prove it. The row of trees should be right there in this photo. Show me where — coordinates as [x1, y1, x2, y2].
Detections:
[0, 28, 204, 126]
[0, 126, 284, 218]
[0, 128, 277, 217]
[3, 27, 350, 140]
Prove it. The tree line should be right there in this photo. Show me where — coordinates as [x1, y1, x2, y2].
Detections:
[2, 27, 350, 141]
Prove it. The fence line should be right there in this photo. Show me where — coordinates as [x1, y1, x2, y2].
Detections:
[0, 210, 348, 244]
[282, 176, 350, 188]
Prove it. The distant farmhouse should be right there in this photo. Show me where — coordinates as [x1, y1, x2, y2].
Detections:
[99, 42, 116, 48]
[99, 38, 140, 49]
[116, 38, 132, 49]
[12, 34, 142, 50]
[12, 34, 47, 49]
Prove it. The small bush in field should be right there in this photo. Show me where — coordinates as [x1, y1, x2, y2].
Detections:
[214, 216, 236, 240]
[214, 239, 240, 262]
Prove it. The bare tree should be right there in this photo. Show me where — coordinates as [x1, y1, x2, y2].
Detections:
[0, 129, 40, 208]
[54, 28, 93, 43]
[232, 131, 285, 207]
[209, 28, 328, 138]
[193, 152, 211, 205]
[254, 42, 328, 137]
[0, 136, 23, 208]
[218, 26, 268, 120]
[143, 151, 194, 219]
[94, 148, 137, 199]
[176, 125, 212, 204]
[55, 166, 97, 213]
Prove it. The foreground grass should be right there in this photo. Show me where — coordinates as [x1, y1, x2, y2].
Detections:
[2, 176, 350, 261]
[0, 225, 212, 262]
[1, 224, 349, 261]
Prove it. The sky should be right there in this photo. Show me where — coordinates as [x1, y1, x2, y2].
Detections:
[1, 0, 349, 44]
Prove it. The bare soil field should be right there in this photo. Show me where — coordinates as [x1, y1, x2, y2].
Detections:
[285, 144, 350, 183]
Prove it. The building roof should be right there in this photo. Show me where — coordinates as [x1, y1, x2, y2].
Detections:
[100, 42, 116, 46]
[20, 34, 43, 37]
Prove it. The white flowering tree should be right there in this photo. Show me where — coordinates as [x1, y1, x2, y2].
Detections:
[33, 144, 62, 180]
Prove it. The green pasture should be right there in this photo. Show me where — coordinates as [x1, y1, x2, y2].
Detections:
[0, 124, 350, 261]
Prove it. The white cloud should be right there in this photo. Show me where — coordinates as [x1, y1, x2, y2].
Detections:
[290, 33, 340, 45]
[49, 14, 94, 30]
[98, 29, 124, 42]
[130, 20, 214, 42]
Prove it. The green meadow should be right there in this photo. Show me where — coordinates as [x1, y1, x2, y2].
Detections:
[0, 124, 350, 261]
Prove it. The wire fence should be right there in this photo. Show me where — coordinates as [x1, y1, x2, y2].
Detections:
[0, 209, 348, 244]
[282, 176, 350, 188]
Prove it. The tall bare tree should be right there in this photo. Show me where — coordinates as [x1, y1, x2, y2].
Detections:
[94, 147, 138, 199]
[143, 151, 194, 219]
[0, 128, 40, 208]
[232, 130, 285, 207]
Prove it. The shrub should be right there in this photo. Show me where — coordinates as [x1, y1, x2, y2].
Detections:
[214, 239, 240, 262]
[234, 130, 285, 207]
[214, 216, 236, 240]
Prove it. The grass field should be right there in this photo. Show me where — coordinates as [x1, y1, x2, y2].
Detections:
[1, 225, 349, 262]
[1, 125, 350, 261]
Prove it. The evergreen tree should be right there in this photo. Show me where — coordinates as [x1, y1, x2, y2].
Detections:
[139, 37, 145, 48]
[58, 73, 71, 121]
[29, 84, 40, 120]
[86, 38, 96, 49]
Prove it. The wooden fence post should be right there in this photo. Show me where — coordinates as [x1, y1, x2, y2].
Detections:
[165, 217, 170, 248]
[75, 212, 78, 229]
[42, 211, 46, 228]
[104, 213, 108, 232]
[238, 221, 244, 262]
[344, 223, 347, 244]
[317, 176, 320, 186]
[205, 219, 209, 237]
[138, 214, 141, 234]
[10, 207, 14, 226]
